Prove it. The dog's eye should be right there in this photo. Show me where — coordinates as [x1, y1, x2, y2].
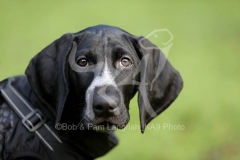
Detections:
[120, 57, 132, 67]
[77, 58, 88, 67]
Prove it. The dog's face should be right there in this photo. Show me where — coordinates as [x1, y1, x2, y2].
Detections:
[68, 29, 140, 130]
[25, 25, 183, 133]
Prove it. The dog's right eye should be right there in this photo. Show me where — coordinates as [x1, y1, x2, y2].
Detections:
[76, 58, 88, 67]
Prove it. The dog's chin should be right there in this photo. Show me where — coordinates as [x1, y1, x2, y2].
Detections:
[83, 116, 129, 133]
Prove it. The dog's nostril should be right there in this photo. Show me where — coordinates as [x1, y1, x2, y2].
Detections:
[93, 102, 118, 117]
[94, 105, 104, 111]
[109, 106, 115, 110]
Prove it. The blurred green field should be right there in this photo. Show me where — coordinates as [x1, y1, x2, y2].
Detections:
[0, 1, 240, 160]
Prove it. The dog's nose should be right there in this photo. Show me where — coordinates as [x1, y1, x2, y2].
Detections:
[92, 86, 120, 117]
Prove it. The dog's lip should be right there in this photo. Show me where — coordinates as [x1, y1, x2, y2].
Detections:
[95, 120, 127, 129]
[98, 121, 114, 127]
[83, 115, 129, 129]
[95, 120, 126, 129]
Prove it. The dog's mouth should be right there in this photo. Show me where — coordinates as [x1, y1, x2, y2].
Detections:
[98, 121, 126, 129]
[86, 120, 127, 132]
[83, 116, 129, 132]
[98, 121, 115, 127]
[84, 121, 114, 132]
[82, 106, 130, 132]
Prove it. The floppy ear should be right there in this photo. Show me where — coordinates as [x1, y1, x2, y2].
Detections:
[133, 37, 183, 133]
[25, 34, 74, 123]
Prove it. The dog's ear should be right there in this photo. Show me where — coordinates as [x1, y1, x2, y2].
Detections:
[132, 36, 183, 133]
[25, 34, 74, 123]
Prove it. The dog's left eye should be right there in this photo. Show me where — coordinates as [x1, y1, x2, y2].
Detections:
[76, 58, 88, 67]
[120, 57, 132, 67]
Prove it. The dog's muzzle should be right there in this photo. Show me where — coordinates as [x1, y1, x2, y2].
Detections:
[92, 86, 120, 118]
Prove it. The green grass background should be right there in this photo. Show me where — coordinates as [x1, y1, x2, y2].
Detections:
[0, 1, 239, 160]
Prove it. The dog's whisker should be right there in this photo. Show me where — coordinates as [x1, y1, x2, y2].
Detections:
[79, 115, 86, 124]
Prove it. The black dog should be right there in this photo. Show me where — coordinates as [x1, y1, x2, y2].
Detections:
[0, 25, 183, 160]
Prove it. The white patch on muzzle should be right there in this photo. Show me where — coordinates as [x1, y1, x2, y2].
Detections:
[85, 56, 118, 120]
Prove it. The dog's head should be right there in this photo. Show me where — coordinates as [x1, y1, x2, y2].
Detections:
[25, 25, 183, 133]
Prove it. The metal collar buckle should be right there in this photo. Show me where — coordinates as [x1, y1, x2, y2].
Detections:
[22, 109, 46, 132]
